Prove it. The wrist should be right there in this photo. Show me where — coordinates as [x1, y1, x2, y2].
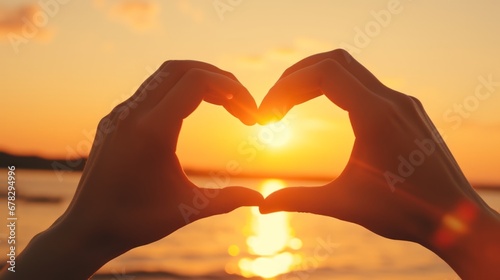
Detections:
[422, 199, 500, 280]
[0, 218, 124, 279]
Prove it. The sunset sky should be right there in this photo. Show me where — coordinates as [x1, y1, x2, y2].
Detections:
[1, 0, 499, 183]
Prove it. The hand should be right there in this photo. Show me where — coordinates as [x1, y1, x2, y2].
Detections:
[3, 61, 263, 279]
[259, 49, 500, 280]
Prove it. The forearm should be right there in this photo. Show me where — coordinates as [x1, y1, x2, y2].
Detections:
[0, 223, 122, 280]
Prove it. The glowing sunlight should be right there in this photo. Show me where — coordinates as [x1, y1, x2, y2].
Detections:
[257, 120, 293, 148]
[228, 180, 303, 279]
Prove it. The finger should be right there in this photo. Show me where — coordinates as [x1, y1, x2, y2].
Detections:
[118, 60, 255, 119]
[138, 61, 237, 106]
[259, 186, 336, 215]
[198, 186, 264, 218]
[204, 82, 258, 126]
[259, 58, 379, 124]
[278, 49, 387, 93]
[148, 68, 256, 132]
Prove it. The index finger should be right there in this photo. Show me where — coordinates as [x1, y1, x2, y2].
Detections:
[151, 67, 257, 130]
[279, 49, 388, 93]
[259, 58, 380, 123]
[116, 60, 257, 124]
[203, 79, 258, 126]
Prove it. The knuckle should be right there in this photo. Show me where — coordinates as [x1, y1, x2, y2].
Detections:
[160, 60, 198, 71]
[159, 60, 174, 70]
[97, 115, 110, 127]
[328, 49, 352, 63]
[398, 94, 421, 111]
[328, 48, 349, 57]
[316, 58, 341, 72]
[159, 60, 186, 73]
[111, 101, 128, 115]
[408, 95, 424, 109]
[109, 103, 123, 116]
[97, 114, 116, 131]
[382, 94, 423, 120]
[281, 66, 295, 78]
[222, 70, 237, 81]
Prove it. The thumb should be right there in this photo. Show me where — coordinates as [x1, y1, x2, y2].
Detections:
[199, 186, 264, 218]
[259, 186, 333, 215]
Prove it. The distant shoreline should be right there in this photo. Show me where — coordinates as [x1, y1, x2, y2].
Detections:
[1, 151, 499, 189]
[0, 151, 86, 172]
[0, 151, 334, 182]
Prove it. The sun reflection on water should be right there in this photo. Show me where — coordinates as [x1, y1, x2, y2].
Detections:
[226, 179, 303, 279]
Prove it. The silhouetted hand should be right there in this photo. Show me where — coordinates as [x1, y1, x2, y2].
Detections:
[2, 61, 263, 280]
[259, 49, 500, 280]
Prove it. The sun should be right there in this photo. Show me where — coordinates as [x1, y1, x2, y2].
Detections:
[257, 120, 293, 148]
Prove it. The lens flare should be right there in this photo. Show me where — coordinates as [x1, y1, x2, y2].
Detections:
[432, 200, 478, 249]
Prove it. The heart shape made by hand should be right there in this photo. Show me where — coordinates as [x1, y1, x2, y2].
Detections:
[155, 50, 488, 275]
[10, 50, 499, 280]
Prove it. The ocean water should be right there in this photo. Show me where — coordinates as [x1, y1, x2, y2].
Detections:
[1, 169, 499, 280]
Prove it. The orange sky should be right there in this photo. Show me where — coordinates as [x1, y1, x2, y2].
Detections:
[1, 0, 499, 183]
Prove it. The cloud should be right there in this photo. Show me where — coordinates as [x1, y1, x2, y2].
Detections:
[0, 4, 56, 43]
[95, 0, 160, 31]
[234, 38, 334, 69]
